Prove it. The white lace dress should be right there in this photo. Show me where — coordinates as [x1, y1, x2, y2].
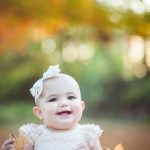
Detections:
[19, 123, 103, 150]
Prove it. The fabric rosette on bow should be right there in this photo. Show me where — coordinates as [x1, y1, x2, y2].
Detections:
[30, 65, 60, 102]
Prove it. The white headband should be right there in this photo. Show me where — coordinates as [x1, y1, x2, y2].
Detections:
[30, 65, 60, 102]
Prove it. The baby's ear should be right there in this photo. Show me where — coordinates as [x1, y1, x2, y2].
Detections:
[33, 106, 42, 120]
[81, 100, 85, 111]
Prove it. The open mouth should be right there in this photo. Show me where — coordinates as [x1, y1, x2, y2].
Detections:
[56, 111, 72, 115]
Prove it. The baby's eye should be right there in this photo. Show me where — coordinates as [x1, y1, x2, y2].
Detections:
[48, 98, 57, 102]
[68, 96, 76, 100]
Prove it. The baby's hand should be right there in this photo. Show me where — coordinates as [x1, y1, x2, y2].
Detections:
[1, 135, 16, 150]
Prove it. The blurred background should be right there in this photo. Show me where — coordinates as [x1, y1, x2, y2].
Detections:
[0, 0, 150, 149]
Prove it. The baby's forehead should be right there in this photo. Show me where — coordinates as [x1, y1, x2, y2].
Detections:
[42, 74, 81, 96]
[38, 74, 81, 102]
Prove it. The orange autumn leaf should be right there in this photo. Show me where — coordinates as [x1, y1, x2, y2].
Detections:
[13, 132, 28, 150]
[114, 144, 124, 150]
[103, 147, 111, 150]
[103, 143, 124, 150]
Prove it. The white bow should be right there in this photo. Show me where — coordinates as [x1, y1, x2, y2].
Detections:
[30, 65, 60, 102]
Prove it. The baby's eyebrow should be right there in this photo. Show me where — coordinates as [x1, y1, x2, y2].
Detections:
[67, 91, 78, 95]
[47, 94, 58, 98]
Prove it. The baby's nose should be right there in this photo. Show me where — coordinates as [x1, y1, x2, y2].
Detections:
[59, 99, 69, 107]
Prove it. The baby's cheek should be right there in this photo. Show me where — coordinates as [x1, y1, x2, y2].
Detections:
[73, 104, 83, 114]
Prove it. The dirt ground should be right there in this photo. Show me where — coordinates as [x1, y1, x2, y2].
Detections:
[0, 119, 150, 150]
[100, 120, 150, 150]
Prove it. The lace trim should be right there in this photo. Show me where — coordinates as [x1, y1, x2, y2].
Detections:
[80, 124, 103, 147]
[19, 123, 42, 143]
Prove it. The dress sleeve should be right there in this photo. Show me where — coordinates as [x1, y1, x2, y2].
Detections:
[80, 124, 103, 149]
[19, 123, 42, 150]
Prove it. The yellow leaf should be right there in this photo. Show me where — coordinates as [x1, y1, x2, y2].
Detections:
[114, 144, 124, 150]
[13, 132, 28, 150]
[103, 146, 111, 150]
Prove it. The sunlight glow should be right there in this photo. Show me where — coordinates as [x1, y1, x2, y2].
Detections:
[134, 63, 147, 78]
[32, 27, 47, 41]
[123, 35, 147, 79]
[41, 38, 56, 54]
[96, 0, 124, 7]
[128, 36, 144, 63]
[62, 42, 95, 62]
[145, 40, 150, 69]
[130, 0, 145, 14]
[110, 13, 122, 23]
[78, 44, 95, 61]
[62, 42, 78, 62]
[96, 0, 150, 12]
[143, 0, 150, 11]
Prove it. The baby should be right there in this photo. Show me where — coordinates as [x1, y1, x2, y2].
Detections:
[1, 65, 103, 150]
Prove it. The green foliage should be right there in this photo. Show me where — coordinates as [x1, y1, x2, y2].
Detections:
[0, 102, 38, 124]
[0, 49, 50, 101]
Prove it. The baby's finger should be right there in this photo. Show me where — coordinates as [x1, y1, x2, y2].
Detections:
[4, 144, 15, 150]
[2, 139, 15, 150]
[8, 145, 15, 150]
[1, 143, 12, 150]
[2, 139, 15, 147]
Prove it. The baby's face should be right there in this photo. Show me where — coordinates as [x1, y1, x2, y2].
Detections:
[34, 75, 85, 130]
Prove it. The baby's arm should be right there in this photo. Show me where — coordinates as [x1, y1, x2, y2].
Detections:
[1, 137, 16, 150]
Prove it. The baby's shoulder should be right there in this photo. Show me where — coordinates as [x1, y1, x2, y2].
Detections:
[19, 123, 42, 142]
[78, 124, 103, 149]
[19, 123, 41, 133]
[79, 124, 103, 144]
[79, 123, 103, 134]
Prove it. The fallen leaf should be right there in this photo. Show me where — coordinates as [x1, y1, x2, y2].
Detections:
[14, 132, 27, 150]
[114, 144, 124, 150]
